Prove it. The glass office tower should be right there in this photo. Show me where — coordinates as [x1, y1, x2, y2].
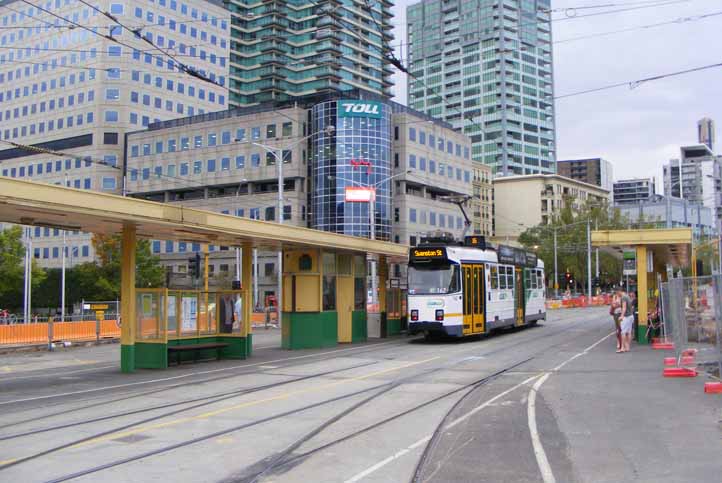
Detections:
[226, 0, 395, 106]
[407, 0, 556, 175]
[310, 99, 393, 241]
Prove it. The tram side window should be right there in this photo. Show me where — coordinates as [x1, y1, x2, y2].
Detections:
[505, 266, 515, 290]
[490, 265, 498, 289]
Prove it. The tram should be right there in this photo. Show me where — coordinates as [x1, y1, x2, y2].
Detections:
[407, 235, 546, 338]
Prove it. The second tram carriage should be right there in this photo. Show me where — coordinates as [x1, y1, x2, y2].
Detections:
[407, 236, 545, 338]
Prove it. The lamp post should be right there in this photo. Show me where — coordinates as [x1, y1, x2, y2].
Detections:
[236, 126, 334, 322]
[328, 170, 411, 306]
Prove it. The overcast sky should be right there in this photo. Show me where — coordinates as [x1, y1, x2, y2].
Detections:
[389, 0, 721, 192]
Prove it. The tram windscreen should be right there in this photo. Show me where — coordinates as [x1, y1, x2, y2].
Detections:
[408, 263, 460, 295]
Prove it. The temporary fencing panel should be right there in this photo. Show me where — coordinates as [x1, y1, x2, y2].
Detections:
[661, 276, 722, 378]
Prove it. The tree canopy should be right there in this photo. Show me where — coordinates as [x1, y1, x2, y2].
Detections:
[518, 199, 627, 293]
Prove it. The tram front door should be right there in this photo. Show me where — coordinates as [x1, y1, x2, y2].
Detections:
[462, 264, 485, 335]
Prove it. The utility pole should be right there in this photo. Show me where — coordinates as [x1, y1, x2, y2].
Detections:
[595, 220, 599, 291]
[276, 147, 283, 324]
[586, 219, 592, 304]
[61, 173, 68, 322]
[553, 227, 558, 298]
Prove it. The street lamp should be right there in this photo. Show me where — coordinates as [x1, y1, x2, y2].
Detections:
[235, 125, 334, 321]
[328, 169, 411, 305]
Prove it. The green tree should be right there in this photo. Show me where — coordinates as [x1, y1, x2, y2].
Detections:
[0, 227, 46, 311]
[518, 199, 627, 293]
[88, 234, 165, 298]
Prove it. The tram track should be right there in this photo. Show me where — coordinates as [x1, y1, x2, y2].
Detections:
[34, 310, 606, 483]
[0, 361, 379, 443]
[0, 338, 415, 430]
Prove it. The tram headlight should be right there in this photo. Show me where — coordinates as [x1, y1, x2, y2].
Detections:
[435, 309, 444, 321]
[410, 310, 419, 321]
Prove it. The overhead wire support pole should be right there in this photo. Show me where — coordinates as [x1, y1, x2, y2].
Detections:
[553, 227, 558, 298]
[587, 219, 593, 304]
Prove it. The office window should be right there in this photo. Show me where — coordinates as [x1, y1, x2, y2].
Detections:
[266, 124, 276, 138]
[207, 133, 217, 146]
[106, 88, 120, 100]
[409, 154, 416, 169]
[251, 154, 260, 167]
[236, 128, 246, 141]
[409, 127, 416, 141]
[180, 163, 189, 175]
[236, 155, 245, 168]
[102, 177, 117, 190]
[193, 161, 202, 174]
[221, 157, 230, 170]
[251, 127, 260, 140]
[409, 208, 417, 223]
[221, 131, 231, 144]
[152, 241, 161, 254]
[207, 159, 216, 172]
[104, 110, 119, 122]
[194, 135, 203, 148]
[282, 122, 292, 137]
[165, 240, 174, 253]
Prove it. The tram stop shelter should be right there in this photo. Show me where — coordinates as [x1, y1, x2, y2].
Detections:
[592, 228, 693, 343]
[0, 178, 407, 372]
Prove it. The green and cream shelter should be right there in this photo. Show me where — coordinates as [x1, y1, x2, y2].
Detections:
[0, 177, 407, 371]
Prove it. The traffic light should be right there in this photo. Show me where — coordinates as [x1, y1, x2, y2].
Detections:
[188, 253, 201, 279]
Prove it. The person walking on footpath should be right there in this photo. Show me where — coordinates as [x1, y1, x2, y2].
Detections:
[618, 288, 634, 353]
[610, 292, 622, 351]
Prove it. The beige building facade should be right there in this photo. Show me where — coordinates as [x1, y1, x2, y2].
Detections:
[472, 165, 493, 237]
[494, 174, 610, 241]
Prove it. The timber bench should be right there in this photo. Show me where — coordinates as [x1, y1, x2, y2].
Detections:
[167, 342, 229, 365]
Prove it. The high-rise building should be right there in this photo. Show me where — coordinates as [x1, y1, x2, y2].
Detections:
[0, 0, 230, 267]
[698, 117, 715, 151]
[557, 158, 613, 191]
[613, 178, 656, 205]
[226, 0, 395, 107]
[406, 0, 555, 175]
[663, 145, 721, 229]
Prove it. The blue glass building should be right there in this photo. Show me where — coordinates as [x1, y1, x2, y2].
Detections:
[311, 99, 392, 241]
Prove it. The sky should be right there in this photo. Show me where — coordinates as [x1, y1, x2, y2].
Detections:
[389, 0, 722, 192]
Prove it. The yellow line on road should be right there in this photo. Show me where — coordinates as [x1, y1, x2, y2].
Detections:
[68, 356, 440, 450]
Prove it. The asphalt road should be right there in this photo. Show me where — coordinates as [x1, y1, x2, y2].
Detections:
[0, 307, 719, 483]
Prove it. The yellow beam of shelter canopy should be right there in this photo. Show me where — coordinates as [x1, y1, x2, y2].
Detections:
[591, 228, 693, 268]
[0, 177, 408, 260]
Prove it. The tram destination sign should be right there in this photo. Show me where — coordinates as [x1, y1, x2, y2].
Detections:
[409, 246, 448, 262]
[337, 100, 383, 119]
[498, 245, 537, 268]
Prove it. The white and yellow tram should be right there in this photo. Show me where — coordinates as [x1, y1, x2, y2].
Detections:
[407, 237, 545, 338]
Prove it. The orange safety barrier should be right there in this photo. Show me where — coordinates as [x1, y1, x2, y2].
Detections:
[0, 320, 121, 346]
[251, 312, 278, 324]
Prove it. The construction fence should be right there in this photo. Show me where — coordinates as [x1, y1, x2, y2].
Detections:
[546, 294, 612, 310]
[660, 275, 722, 378]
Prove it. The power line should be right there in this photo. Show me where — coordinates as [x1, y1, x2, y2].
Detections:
[76, 0, 219, 87]
[18, 0, 220, 87]
[391, 0, 690, 50]
[555, 60, 722, 99]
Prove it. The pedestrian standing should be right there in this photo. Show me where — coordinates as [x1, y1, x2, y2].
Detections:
[618, 288, 634, 353]
[610, 292, 622, 351]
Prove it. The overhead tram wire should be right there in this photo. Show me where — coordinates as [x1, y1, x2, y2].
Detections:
[555, 60, 722, 99]
[18, 0, 220, 87]
[0, 138, 216, 193]
[74, 0, 221, 87]
[554, 9, 722, 44]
